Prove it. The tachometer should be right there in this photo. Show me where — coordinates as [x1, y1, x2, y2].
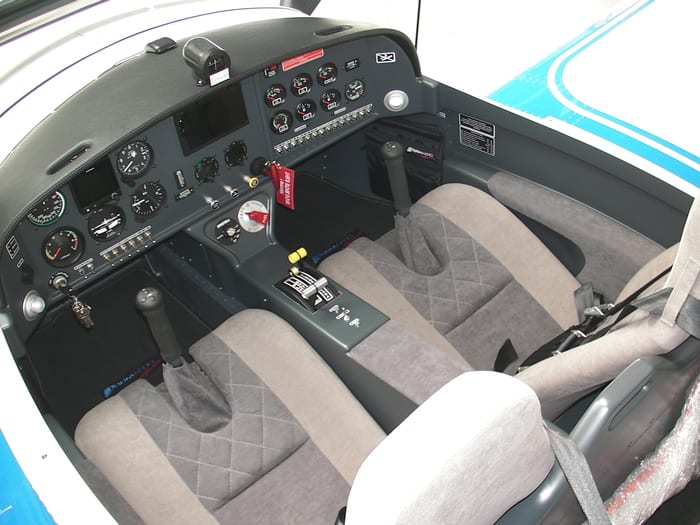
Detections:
[42, 228, 84, 268]
[130, 181, 167, 218]
[27, 191, 66, 226]
[116, 140, 153, 179]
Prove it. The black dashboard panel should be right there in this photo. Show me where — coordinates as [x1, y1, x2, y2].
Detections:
[0, 18, 423, 340]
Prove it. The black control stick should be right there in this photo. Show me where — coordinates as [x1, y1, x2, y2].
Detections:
[135, 287, 184, 367]
[381, 141, 412, 217]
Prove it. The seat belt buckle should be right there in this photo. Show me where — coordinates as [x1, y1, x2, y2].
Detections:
[582, 303, 614, 319]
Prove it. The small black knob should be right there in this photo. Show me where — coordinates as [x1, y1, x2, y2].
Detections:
[249, 156, 268, 176]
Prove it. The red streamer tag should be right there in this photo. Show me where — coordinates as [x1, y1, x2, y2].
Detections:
[266, 162, 296, 210]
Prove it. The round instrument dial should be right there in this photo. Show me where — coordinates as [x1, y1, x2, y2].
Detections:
[88, 205, 126, 241]
[270, 110, 292, 135]
[345, 79, 366, 101]
[42, 228, 84, 268]
[264, 84, 286, 108]
[291, 73, 313, 97]
[130, 181, 167, 218]
[295, 100, 316, 122]
[317, 63, 338, 86]
[320, 89, 341, 112]
[27, 191, 66, 227]
[194, 157, 220, 184]
[116, 140, 153, 178]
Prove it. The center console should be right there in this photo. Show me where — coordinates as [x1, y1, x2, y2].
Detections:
[172, 180, 416, 431]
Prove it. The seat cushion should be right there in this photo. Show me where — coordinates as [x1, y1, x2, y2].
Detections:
[321, 184, 579, 371]
[76, 309, 384, 525]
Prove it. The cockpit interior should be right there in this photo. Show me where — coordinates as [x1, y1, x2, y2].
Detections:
[1, 10, 698, 525]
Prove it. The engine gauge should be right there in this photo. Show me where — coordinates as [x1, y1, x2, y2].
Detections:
[42, 228, 84, 268]
[264, 84, 286, 108]
[345, 79, 366, 101]
[88, 205, 126, 241]
[317, 63, 338, 86]
[270, 110, 293, 135]
[130, 181, 167, 218]
[295, 100, 316, 122]
[27, 191, 66, 227]
[291, 73, 313, 97]
[116, 140, 153, 179]
[320, 89, 342, 112]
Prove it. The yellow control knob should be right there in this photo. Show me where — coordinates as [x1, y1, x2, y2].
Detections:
[288, 247, 308, 264]
[243, 175, 259, 188]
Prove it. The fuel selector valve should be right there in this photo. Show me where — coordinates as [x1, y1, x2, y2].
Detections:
[50, 273, 94, 329]
[237, 200, 269, 233]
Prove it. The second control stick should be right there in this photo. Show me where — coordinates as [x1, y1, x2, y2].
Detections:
[381, 141, 412, 217]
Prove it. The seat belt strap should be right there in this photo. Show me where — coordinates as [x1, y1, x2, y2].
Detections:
[545, 426, 611, 525]
[632, 288, 700, 338]
[519, 266, 672, 370]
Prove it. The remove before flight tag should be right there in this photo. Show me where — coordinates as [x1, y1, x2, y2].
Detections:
[266, 162, 296, 210]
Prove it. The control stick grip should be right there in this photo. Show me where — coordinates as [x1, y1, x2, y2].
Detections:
[136, 287, 184, 366]
[381, 141, 412, 216]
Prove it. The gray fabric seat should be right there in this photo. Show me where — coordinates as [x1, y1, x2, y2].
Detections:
[320, 182, 699, 417]
[75, 309, 384, 525]
[345, 371, 557, 525]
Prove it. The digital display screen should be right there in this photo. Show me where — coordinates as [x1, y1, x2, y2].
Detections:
[175, 82, 248, 155]
[70, 157, 120, 214]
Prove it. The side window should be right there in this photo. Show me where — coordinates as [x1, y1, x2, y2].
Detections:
[311, 0, 699, 191]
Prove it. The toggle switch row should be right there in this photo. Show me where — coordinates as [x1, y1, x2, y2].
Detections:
[273, 104, 373, 155]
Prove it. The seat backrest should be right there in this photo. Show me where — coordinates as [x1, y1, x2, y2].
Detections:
[345, 372, 554, 525]
[520, 192, 699, 419]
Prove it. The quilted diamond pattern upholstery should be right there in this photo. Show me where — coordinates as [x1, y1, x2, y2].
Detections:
[120, 334, 308, 510]
[351, 204, 512, 335]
